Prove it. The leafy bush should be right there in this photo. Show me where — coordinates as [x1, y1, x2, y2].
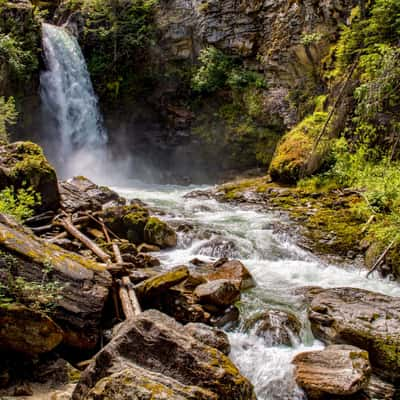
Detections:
[0, 96, 17, 142]
[192, 47, 233, 93]
[192, 47, 267, 94]
[0, 186, 41, 222]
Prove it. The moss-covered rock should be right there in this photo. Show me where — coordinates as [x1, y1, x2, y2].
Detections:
[85, 367, 217, 400]
[144, 216, 177, 248]
[269, 112, 327, 184]
[135, 266, 189, 303]
[102, 204, 150, 244]
[269, 129, 313, 184]
[0, 141, 60, 211]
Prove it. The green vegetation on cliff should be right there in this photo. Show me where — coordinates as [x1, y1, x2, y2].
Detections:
[62, 0, 158, 99]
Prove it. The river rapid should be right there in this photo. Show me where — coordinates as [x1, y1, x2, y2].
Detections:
[114, 182, 400, 400]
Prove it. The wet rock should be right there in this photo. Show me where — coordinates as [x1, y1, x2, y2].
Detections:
[59, 176, 123, 213]
[0, 141, 60, 211]
[246, 309, 301, 346]
[194, 279, 240, 308]
[0, 216, 112, 350]
[308, 287, 400, 382]
[206, 259, 255, 290]
[144, 216, 177, 248]
[0, 304, 63, 355]
[197, 238, 241, 258]
[185, 322, 230, 355]
[210, 305, 240, 328]
[72, 310, 255, 400]
[135, 266, 189, 302]
[293, 345, 371, 399]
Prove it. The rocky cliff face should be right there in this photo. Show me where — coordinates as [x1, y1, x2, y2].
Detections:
[7, 0, 356, 183]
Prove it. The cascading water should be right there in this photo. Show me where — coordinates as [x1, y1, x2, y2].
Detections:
[114, 182, 400, 400]
[40, 23, 108, 178]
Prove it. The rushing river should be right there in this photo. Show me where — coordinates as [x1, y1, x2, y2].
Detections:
[114, 182, 400, 400]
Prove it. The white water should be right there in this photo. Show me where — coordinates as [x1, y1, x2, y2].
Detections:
[115, 182, 400, 400]
[40, 23, 108, 178]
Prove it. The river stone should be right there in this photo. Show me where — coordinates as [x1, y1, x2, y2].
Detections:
[59, 176, 124, 213]
[246, 309, 301, 346]
[135, 266, 189, 302]
[206, 259, 255, 290]
[0, 304, 63, 355]
[185, 322, 230, 355]
[308, 287, 400, 382]
[194, 279, 240, 308]
[144, 216, 177, 248]
[293, 345, 371, 399]
[72, 310, 255, 400]
[0, 215, 112, 350]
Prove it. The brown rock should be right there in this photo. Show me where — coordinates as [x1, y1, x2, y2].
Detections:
[185, 322, 231, 355]
[135, 266, 189, 302]
[0, 304, 63, 355]
[72, 310, 255, 400]
[308, 287, 400, 382]
[206, 259, 255, 290]
[293, 345, 371, 399]
[194, 279, 240, 308]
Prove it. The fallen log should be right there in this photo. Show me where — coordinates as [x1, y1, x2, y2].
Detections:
[366, 239, 396, 278]
[60, 217, 111, 263]
[119, 276, 141, 319]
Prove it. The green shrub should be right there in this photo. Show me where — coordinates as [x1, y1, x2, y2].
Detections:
[0, 186, 41, 222]
[0, 96, 17, 143]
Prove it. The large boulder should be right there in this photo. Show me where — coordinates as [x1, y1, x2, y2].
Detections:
[204, 259, 255, 290]
[73, 310, 255, 400]
[135, 266, 189, 303]
[0, 304, 63, 355]
[0, 214, 112, 349]
[245, 309, 301, 346]
[293, 344, 371, 399]
[194, 279, 240, 308]
[102, 204, 149, 244]
[102, 206, 177, 248]
[84, 367, 217, 400]
[0, 142, 60, 211]
[308, 287, 400, 382]
[59, 176, 124, 213]
[144, 216, 177, 248]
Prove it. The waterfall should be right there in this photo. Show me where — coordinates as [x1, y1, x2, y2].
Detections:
[40, 23, 108, 178]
